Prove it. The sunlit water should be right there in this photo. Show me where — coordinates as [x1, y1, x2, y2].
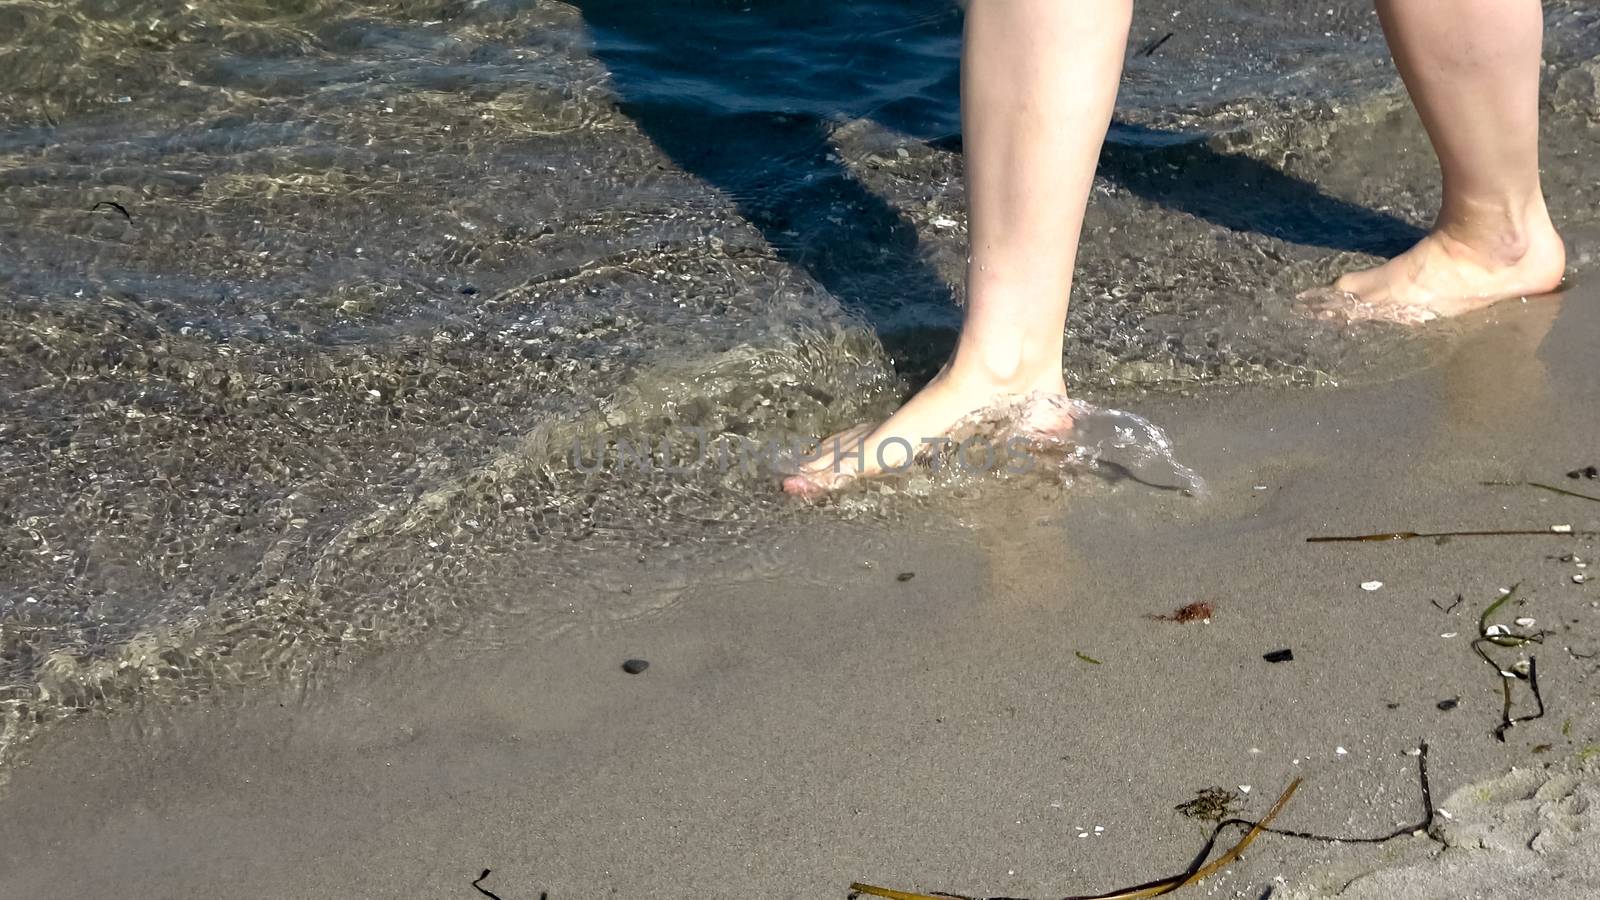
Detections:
[2, 0, 1598, 769]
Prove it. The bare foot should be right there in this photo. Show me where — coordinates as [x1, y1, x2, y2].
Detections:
[1304, 203, 1566, 324]
[781, 368, 1072, 496]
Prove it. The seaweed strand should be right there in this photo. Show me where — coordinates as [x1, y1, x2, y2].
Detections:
[1482, 480, 1600, 503]
[848, 745, 1435, 900]
[1468, 586, 1547, 741]
[1307, 528, 1594, 543]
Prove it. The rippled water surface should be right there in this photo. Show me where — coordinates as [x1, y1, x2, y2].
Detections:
[2, 0, 1599, 767]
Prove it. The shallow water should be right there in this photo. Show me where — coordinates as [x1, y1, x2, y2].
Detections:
[2, 0, 1599, 768]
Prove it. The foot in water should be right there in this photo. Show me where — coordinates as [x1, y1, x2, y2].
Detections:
[1304, 200, 1566, 324]
[781, 367, 1073, 496]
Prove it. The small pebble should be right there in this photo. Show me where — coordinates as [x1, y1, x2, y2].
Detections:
[896, 572, 915, 582]
[1263, 648, 1295, 663]
[1576, 574, 1591, 584]
[1336, 746, 1348, 756]
[1238, 785, 1252, 794]
[1361, 581, 1384, 591]
[1437, 698, 1459, 711]
[621, 658, 650, 674]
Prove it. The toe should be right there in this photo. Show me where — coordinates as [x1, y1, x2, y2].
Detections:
[782, 470, 849, 496]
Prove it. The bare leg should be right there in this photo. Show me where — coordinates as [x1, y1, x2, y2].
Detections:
[783, 0, 1132, 494]
[1321, 0, 1565, 321]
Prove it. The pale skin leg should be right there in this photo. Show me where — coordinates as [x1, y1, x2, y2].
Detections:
[782, 0, 1132, 495]
[786, 0, 1567, 494]
[1321, 0, 1566, 320]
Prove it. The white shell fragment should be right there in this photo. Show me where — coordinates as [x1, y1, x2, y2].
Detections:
[1485, 624, 1511, 637]
[1551, 524, 1574, 533]
[1361, 581, 1384, 591]
[1515, 617, 1537, 627]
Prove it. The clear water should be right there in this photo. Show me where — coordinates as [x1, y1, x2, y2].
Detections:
[2, 0, 1598, 768]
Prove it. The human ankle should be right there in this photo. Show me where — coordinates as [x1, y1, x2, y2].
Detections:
[942, 345, 1066, 396]
[1435, 193, 1554, 267]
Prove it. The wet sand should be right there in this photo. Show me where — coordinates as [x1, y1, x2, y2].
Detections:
[2, 258, 1599, 898]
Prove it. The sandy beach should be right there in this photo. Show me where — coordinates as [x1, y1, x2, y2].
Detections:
[2, 241, 1597, 899]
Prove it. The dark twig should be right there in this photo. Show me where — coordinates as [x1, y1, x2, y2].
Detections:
[472, 870, 506, 900]
[1431, 594, 1464, 614]
[89, 200, 132, 221]
[472, 869, 542, 900]
[1140, 32, 1175, 57]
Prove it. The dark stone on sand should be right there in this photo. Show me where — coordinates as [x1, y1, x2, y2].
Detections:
[1263, 648, 1294, 663]
[1437, 698, 1459, 711]
[459, 284, 478, 296]
[1569, 465, 1599, 480]
[896, 572, 915, 582]
[622, 658, 649, 674]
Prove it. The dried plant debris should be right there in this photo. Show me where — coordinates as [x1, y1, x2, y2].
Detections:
[1150, 602, 1214, 623]
[1483, 479, 1600, 503]
[1471, 585, 1548, 741]
[1075, 651, 1104, 665]
[1176, 787, 1243, 822]
[849, 744, 1437, 900]
[852, 778, 1300, 900]
[1308, 527, 1596, 543]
